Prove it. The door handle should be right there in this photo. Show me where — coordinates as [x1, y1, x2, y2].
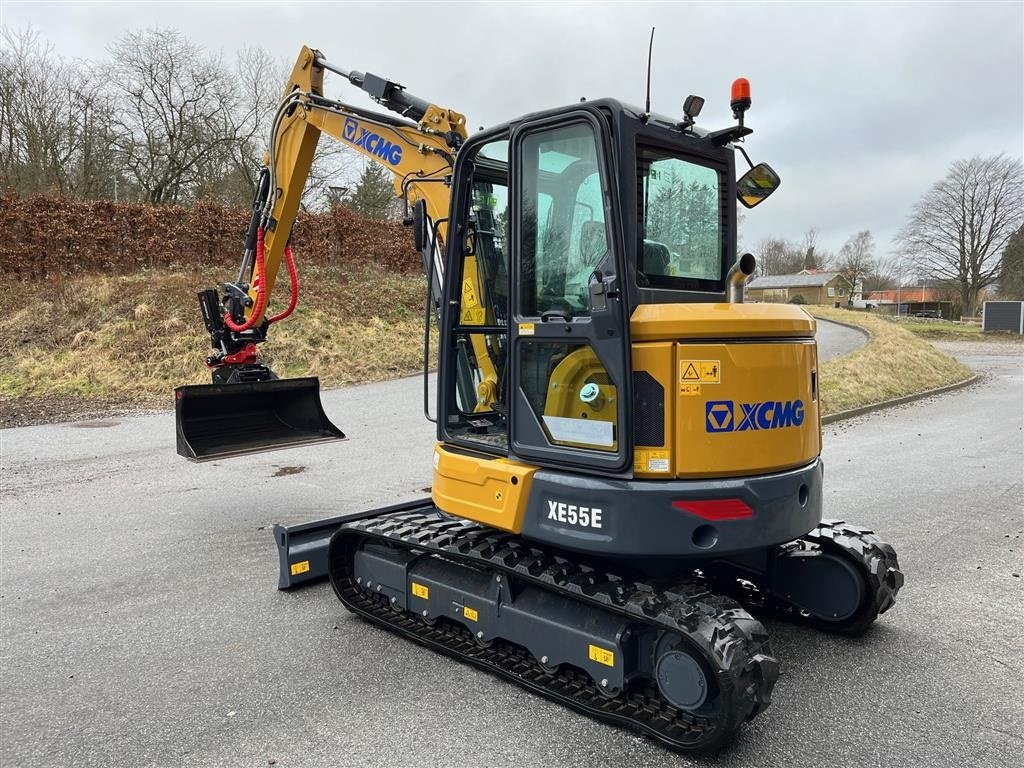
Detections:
[540, 310, 572, 323]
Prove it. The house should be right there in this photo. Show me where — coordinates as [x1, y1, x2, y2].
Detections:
[866, 287, 942, 304]
[745, 271, 854, 305]
[865, 283, 958, 319]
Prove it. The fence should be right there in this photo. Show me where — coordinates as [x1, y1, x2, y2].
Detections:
[0, 194, 420, 280]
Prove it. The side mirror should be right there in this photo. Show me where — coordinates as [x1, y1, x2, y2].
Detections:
[737, 163, 781, 209]
[412, 199, 428, 252]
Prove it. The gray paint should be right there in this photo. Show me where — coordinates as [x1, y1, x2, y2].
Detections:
[520, 460, 822, 558]
[982, 301, 1024, 333]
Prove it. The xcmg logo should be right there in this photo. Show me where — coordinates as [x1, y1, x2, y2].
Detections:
[342, 117, 403, 166]
[705, 399, 805, 433]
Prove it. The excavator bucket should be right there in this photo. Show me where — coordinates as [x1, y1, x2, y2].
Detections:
[175, 377, 345, 461]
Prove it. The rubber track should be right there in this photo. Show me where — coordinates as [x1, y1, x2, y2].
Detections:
[328, 510, 779, 755]
[792, 519, 905, 634]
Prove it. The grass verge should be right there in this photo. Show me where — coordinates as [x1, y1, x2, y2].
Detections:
[0, 272, 979, 426]
[809, 307, 974, 415]
[0, 265, 435, 425]
[886, 317, 985, 340]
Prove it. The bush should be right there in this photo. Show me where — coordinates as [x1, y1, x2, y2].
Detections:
[0, 193, 419, 281]
[789, 294, 807, 305]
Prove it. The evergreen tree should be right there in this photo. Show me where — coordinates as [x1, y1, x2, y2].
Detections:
[997, 227, 1024, 299]
[349, 162, 396, 219]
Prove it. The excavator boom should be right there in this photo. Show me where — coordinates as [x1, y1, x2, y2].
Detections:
[176, 47, 465, 461]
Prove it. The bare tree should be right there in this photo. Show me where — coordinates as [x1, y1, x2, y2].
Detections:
[896, 154, 1024, 316]
[755, 237, 804, 276]
[107, 29, 239, 204]
[836, 230, 875, 299]
[862, 253, 900, 295]
[189, 45, 283, 206]
[799, 228, 819, 270]
[0, 27, 119, 198]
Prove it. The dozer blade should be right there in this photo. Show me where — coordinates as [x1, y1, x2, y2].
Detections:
[175, 377, 345, 461]
[272, 498, 433, 589]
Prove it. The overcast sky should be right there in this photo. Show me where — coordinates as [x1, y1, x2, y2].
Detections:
[3, 0, 1022, 257]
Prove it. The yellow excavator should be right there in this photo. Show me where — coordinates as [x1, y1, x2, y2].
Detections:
[175, 46, 903, 754]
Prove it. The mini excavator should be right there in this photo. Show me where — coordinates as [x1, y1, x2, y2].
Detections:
[175, 46, 904, 754]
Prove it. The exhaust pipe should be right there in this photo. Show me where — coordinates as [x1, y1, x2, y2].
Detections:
[727, 252, 757, 303]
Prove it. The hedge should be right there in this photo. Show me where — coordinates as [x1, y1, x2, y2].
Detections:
[0, 194, 419, 280]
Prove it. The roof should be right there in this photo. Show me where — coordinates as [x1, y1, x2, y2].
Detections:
[866, 288, 942, 302]
[747, 271, 848, 289]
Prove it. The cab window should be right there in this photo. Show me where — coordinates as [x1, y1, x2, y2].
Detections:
[520, 123, 610, 318]
[637, 147, 723, 290]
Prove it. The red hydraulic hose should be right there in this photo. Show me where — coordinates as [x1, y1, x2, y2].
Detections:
[268, 244, 298, 324]
[223, 228, 268, 332]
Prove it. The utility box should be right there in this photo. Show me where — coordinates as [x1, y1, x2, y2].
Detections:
[982, 301, 1024, 333]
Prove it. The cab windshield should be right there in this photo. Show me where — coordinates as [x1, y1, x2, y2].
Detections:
[637, 146, 723, 290]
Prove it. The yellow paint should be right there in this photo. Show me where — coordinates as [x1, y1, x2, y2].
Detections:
[454, 257, 499, 410]
[631, 302, 815, 342]
[240, 45, 467, 334]
[588, 645, 615, 667]
[411, 582, 429, 600]
[463, 606, 479, 622]
[431, 445, 536, 533]
[542, 346, 618, 452]
[675, 341, 820, 477]
[289, 560, 310, 576]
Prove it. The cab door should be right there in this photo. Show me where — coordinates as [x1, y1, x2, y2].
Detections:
[508, 112, 632, 474]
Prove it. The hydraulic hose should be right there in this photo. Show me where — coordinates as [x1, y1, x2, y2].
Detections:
[268, 245, 298, 324]
[223, 228, 268, 332]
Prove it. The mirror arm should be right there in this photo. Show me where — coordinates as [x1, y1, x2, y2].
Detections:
[734, 144, 755, 171]
[706, 125, 753, 147]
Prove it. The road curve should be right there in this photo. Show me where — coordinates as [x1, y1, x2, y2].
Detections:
[0, 342, 1019, 768]
[815, 316, 868, 361]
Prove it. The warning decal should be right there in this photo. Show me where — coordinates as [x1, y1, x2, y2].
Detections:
[588, 644, 615, 667]
[680, 360, 721, 385]
[411, 582, 429, 600]
[634, 449, 671, 474]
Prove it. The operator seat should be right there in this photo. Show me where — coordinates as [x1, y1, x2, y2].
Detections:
[642, 240, 671, 277]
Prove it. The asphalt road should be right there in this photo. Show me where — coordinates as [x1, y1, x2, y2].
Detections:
[814, 315, 868, 361]
[2, 337, 1021, 768]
